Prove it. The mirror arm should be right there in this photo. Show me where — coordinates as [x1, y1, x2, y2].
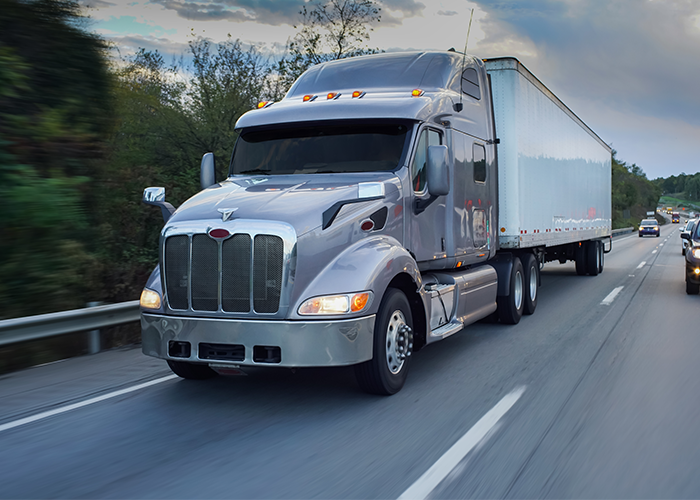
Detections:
[143, 200, 176, 223]
[414, 195, 438, 215]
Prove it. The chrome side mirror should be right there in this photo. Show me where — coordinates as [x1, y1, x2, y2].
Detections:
[143, 187, 175, 223]
[201, 152, 216, 190]
[426, 145, 450, 197]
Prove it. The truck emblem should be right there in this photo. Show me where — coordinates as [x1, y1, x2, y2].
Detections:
[217, 207, 238, 221]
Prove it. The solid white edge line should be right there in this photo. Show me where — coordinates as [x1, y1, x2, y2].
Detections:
[397, 386, 526, 500]
[601, 286, 624, 306]
[0, 374, 178, 433]
[636, 261, 646, 269]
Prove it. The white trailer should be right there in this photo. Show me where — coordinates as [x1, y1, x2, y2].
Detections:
[485, 58, 612, 250]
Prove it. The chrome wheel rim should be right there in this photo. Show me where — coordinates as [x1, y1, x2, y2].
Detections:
[514, 270, 523, 310]
[385, 310, 407, 374]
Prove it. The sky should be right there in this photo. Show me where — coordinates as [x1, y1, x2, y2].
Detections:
[79, 0, 700, 180]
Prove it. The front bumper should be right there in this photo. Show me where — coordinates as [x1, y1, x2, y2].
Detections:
[141, 313, 375, 367]
[639, 229, 659, 236]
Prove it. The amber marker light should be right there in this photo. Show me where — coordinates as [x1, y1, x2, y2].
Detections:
[327, 92, 340, 100]
[411, 89, 424, 97]
[350, 292, 370, 312]
[140, 288, 161, 309]
[352, 90, 365, 98]
[303, 94, 316, 102]
[257, 101, 270, 109]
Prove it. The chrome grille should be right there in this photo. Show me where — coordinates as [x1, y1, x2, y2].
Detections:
[164, 232, 284, 314]
[222, 234, 251, 312]
[164, 236, 189, 310]
[254, 235, 284, 313]
[191, 235, 218, 311]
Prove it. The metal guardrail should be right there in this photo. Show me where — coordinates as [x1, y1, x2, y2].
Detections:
[0, 228, 639, 349]
[611, 227, 634, 237]
[0, 301, 140, 348]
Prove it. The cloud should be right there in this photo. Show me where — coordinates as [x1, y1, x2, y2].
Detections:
[437, 10, 459, 16]
[147, 0, 306, 26]
[78, 0, 116, 9]
[471, 0, 700, 128]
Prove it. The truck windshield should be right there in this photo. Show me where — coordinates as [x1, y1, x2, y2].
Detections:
[230, 123, 409, 176]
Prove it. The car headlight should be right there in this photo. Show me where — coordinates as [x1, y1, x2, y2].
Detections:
[298, 292, 372, 315]
[140, 288, 162, 309]
[692, 249, 700, 259]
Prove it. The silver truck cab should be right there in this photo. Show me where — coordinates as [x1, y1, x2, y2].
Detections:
[140, 51, 500, 394]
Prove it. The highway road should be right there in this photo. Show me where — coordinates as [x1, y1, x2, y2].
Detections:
[2, 221, 699, 499]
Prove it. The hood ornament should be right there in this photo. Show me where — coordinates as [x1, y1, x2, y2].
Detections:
[217, 207, 238, 222]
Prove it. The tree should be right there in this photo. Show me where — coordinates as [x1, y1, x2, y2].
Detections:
[275, 0, 382, 95]
[0, 0, 110, 319]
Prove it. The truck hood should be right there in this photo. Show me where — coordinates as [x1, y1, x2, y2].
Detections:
[167, 174, 396, 236]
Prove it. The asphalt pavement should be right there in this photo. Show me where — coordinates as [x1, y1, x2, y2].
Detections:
[1, 221, 698, 499]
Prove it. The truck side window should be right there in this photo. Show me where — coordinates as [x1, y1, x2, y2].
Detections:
[412, 129, 442, 192]
[462, 68, 481, 100]
[473, 143, 486, 183]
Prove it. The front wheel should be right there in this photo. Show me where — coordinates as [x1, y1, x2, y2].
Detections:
[167, 360, 218, 380]
[497, 257, 524, 324]
[354, 288, 413, 395]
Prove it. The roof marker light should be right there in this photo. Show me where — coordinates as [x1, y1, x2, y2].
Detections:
[352, 91, 365, 98]
[257, 101, 271, 109]
[303, 94, 316, 102]
[411, 89, 424, 97]
[327, 92, 340, 100]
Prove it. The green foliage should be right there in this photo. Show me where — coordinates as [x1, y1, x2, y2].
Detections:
[653, 173, 700, 203]
[0, 0, 109, 319]
[611, 151, 662, 229]
[275, 0, 382, 94]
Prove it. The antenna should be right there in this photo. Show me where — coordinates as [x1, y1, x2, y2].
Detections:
[456, 8, 474, 112]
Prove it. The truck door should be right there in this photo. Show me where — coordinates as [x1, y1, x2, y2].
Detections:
[470, 142, 492, 259]
[409, 127, 447, 264]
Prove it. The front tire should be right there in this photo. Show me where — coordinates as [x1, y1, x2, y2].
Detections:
[521, 253, 539, 315]
[167, 360, 218, 380]
[498, 257, 524, 324]
[686, 280, 699, 295]
[355, 288, 413, 395]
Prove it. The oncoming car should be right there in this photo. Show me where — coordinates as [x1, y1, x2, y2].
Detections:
[672, 212, 681, 223]
[681, 223, 700, 294]
[681, 219, 697, 256]
[638, 218, 660, 237]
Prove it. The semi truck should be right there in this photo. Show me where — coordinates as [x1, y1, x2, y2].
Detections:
[140, 51, 612, 395]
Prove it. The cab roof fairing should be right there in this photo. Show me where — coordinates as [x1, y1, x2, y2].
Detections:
[235, 51, 482, 131]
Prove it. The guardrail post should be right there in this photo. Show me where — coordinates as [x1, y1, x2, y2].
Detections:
[87, 301, 102, 354]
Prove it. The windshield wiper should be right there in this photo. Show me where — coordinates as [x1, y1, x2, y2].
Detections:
[237, 169, 272, 175]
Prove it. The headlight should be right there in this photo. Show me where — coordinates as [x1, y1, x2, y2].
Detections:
[140, 288, 162, 309]
[692, 249, 700, 259]
[298, 292, 372, 315]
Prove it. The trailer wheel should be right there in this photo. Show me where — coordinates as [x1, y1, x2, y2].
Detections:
[498, 257, 524, 324]
[167, 360, 218, 380]
[354, 288, 413, 395]
[521, 253, 538, 315]
[586, 241, 600, 276]
[598, 241, 605, 274]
